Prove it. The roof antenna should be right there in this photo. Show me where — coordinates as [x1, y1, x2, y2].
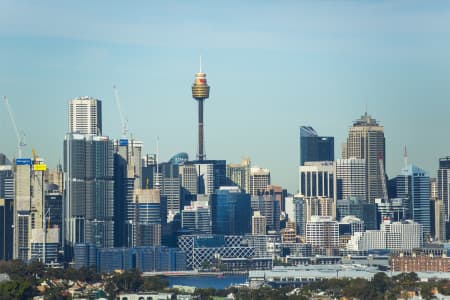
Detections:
[199, 56, 202, 73]
[404, 145, 408, 169]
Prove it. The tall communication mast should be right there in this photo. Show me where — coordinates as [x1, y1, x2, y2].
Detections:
[113, 85, 128, 138]
[191, 57, 210, 161]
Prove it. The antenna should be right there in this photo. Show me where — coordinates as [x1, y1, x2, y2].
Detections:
[155, 136, 160, 188]
[403, 145, 408, 169]
[113, 85, 128, 138]
[4, 96, 26, 158]
[199, 56, 202, 73]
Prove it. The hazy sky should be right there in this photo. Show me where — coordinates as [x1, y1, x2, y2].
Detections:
[1, 1, 450, 192]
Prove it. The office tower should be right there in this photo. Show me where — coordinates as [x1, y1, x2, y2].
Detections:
[179, 163, 198, 208]
[438, 157, 450, 219]
[430, 178, 438, 200]
[394, 165, 431, 237]
[156, 162, 181, 221]
[131, 189, 161, 247]
[303, 196, 336, 221]
[13, 158, 46, 261]
[64, 134, 114, 255]
[299, 126, 334, 166]
[375, 197, 408, 223]
[343, 112, 385, 203]
[430, 198, 446, 241]
[0, 163, 13, 260]
[45, 164, 64, 194]
[0, 154, 8, 165]
[226, 158, 251, 193]
[211, 186, 251, 235]
[249, 167, 270, 196]
[299, 161, 336, 200]
[68, 96, 102, 135]
[193, 160, 227, 195]
[306, 216, 339, 256]
[191, 65, 210, 161]
[252, 211, 267, 235]
[265, 185, 288, 212]
[141, 153, 156, 189]
[336, 197, 377, 230]
[114, 138, 143, 247]
[45, 185, 63, 245]
[251, 193, 280, 232]
[336, 158, 366, 201]
[181, 201, 211, 234]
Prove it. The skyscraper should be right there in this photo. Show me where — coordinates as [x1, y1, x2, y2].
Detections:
[68, 96, 102, 135]
[191, 64, 210, 161]
[395, 165, 431, 238]
[336, 158, 366, 201]
[299, 126, 334, 166]
[438, 157, 450, 220]
[0, 162, 13, 260]
[299, 161, 336, 199]
[211, 186, 251, 235]
[343, 112, 385, 203]
[249, 167, 270, 196]
[64, 134, 115, 254]
[226, 158, 251, 193]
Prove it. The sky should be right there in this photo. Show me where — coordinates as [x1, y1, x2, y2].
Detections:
[1, 1, 450, 192]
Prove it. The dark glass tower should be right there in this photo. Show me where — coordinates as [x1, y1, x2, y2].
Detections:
[299, 126, 334, 166]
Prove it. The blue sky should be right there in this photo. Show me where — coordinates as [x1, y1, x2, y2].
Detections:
[1, 1, 450, 192]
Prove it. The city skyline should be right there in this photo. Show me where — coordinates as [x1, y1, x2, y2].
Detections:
[1, 1, 450, 192]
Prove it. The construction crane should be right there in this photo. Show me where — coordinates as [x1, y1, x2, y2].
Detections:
[113, 85, 128, 138]
[3, 96, 26, 158]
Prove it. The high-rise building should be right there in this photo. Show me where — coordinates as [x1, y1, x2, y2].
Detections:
[192, 160, 227, 195]
[131, 189, 161, 247]
[156, 162, 181, 221]
[343, 112, 385, 203]
[336, 197, 377, 230]
[211, 186, 251, 235]
[0, 163, 13, 260]
[252, 211, 267, 235]
[306, 216, 339, 256]
[438, 157, 450, 219]
[64, 134, 115, 256]
[394, 165, 431, 238]
[226, 158, 251, 193]
[299, 126, 334, 166]
[251, 194, 280, 232]
[191, 65, 210, 161]
[68, 96, 102, 135]
[299, 161, 336, 200]
[181, 201, 211, 234]
[13, 157, 47, 262]
[336, 158, 366, 201]
[114, 138, 143, 247]
[249, 167, 270, 196]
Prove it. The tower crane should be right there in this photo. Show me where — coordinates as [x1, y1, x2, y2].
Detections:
[113, 85, 128, 138]
[3, 96, 26, 158]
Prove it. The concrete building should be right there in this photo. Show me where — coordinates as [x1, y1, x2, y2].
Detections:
[249, 167, 270, 196]
[0, 164, 14, 260]
[299, 161, 336, 200]
[306, 216, 339, 255]
[68, 96, 102, 135]
[251, 194, 280, 232]
[342, 112, 385, 203]
[336, 197, 377, 230]
[226, 158, 251, 193]
[336, 158, 366, 201]
[390, 252, 450, 273]
[252, 211, 267, 235]
[181, 200, 211, 234]
[130, 189, 161, 247]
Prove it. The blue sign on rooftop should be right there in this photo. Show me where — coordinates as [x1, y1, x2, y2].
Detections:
[15, 158, 32, 165]
[119, 139, 128, 146]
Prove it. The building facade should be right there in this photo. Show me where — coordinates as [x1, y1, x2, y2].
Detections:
[299, 126, 334, 166]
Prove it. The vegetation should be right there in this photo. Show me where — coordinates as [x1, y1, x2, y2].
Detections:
[1, 260, 450, 300]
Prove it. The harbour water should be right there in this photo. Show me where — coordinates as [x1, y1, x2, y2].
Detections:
[167, 275, 247, 290]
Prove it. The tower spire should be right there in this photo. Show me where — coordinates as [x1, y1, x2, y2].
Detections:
[199, 56, 202, 73]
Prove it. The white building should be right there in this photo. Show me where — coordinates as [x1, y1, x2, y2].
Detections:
[346, 219, 423, 251]
[306, 216, 339, 255]
[336, 158, 366, 200]
[68, 96, 102, 135]
[299, 161, 336, 200]
[249, 167, 270, 195]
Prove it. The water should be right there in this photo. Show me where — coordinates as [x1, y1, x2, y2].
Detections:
[167, 275, 247, 290]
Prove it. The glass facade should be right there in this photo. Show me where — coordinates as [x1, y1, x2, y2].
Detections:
[299, 126, 334, 166]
